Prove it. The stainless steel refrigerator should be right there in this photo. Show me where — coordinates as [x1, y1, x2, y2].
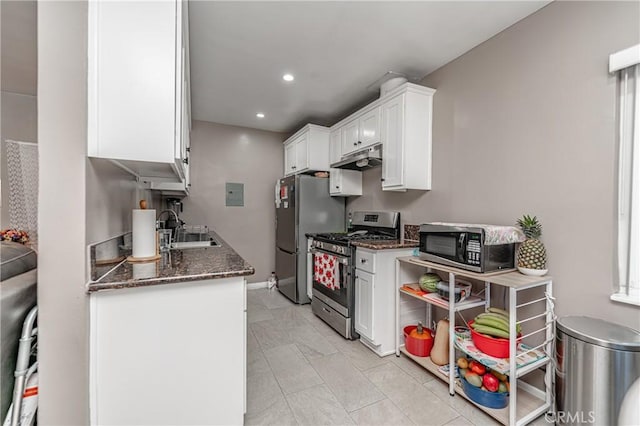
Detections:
[276, 175, 345, 304]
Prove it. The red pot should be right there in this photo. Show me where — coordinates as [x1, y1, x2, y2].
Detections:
[404, 324, 434, 357]
[469, 320, 522, 358]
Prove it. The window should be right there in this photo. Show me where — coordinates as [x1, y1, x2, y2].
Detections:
[610, 44, 640, 306]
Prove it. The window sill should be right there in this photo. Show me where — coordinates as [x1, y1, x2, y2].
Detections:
[611, 289, 640, 307]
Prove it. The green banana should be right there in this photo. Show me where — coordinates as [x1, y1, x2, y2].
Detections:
[477, 312, 510, 323]
[488, 307, 510, 317]
[471, 323, 511, 339]
[474, 317, 510, 333]
[483, 308, 522, 333]
[476, 313, 522, 333]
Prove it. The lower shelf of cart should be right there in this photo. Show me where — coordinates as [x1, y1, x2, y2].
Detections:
[399, 346, 550, 425]
[454, 337, 551, 378]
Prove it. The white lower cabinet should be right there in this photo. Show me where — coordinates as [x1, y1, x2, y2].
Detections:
[354, 247, 415, 356]
[329, 169, 362, 196]
[354, 270, 375, 341]
[90, 277, 246, 425]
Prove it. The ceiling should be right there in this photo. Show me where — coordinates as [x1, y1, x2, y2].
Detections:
[189, 1, 550, 134]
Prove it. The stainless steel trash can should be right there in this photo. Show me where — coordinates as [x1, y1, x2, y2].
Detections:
[556, 316, 640, 425]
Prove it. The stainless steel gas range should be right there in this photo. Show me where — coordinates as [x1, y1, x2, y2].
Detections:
[310, 211, 400, 340]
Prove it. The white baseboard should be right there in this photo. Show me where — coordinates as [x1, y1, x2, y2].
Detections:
[247, 281, 268, 290]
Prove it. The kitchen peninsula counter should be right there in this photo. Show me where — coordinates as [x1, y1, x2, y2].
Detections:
[89, 229, 250, 424]
[87, 230, 254, 292]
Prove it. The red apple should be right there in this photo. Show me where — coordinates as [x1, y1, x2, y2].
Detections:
[469, 360, 486, 375]
[482, 372, 500, 392]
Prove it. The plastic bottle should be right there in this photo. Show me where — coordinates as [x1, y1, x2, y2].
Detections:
[347, 212, 353, 230]
[267, 272, 278, 290]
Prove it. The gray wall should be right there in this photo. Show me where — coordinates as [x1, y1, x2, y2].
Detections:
[38, 2, 144, 424]
[347, 1, 640, 329]
[86, 159, 154, 244]
[181, 120, 285, 283]
[38, 1, 90, 423]
[0, 93, 37, 228]
[1, 0, 38, 228]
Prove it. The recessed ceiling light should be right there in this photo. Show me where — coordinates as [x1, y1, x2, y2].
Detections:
[282, 74, 295, 82]
[256, 113, 265, 118]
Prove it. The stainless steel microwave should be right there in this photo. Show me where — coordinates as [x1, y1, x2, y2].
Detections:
[419, 224, 515, 273]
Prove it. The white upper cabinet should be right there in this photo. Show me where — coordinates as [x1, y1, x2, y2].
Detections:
[330, 127, 362, 196]
[341, 106, 381, 156]
[381, 84, 435, 191]
[88, 0, 190, 183]
[358, 106, 382, 148]
[329, 169, 362, 197]
[381, 94, 404, 188]
[341, 119, 360, 156]
[284, 141, 297, 176]
[329, 83, 433, 191]
[295, 133, 309, 171]
[283, 124, 330, 176]
[329, 128, 342, 164]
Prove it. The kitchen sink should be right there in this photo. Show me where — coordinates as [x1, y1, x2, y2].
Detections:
[170, 227, 220, 249]
[170, 240, 219, 249]
[178, 232, 212, 243]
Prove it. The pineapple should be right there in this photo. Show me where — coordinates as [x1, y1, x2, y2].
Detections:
[516, 215, 547, 270]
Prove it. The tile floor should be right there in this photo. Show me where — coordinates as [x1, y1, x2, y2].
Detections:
[245, 288, 549, 426]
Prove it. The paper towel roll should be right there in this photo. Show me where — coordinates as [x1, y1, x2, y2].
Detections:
[133, 262, 157, 280]
[132, 209, 157, 258]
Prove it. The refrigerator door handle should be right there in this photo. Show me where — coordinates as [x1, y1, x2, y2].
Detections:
[277, 247, 296, 256]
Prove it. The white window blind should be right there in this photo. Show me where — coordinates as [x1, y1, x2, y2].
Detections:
[611, 44, 640, 306]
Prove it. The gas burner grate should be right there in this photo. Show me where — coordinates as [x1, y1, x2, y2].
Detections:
[351, 234, 396, 241]
[314, 232, 396, 243]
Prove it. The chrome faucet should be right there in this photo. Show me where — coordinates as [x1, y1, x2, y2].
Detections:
[157, 209, 182, 230]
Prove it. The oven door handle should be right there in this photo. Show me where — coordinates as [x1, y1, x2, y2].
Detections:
[310, 247, 350, 265]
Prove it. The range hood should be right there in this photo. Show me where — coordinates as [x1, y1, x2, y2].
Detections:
[330, 144, 382, 170]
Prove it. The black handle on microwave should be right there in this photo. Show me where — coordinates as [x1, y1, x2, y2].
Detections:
[458, 233, 466, 263]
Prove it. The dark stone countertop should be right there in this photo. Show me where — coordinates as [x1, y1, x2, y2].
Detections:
[87, 230, 254, 293]
[351, 239, 419, 250]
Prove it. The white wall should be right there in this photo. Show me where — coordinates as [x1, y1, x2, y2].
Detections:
[347, 1, 640, 329]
